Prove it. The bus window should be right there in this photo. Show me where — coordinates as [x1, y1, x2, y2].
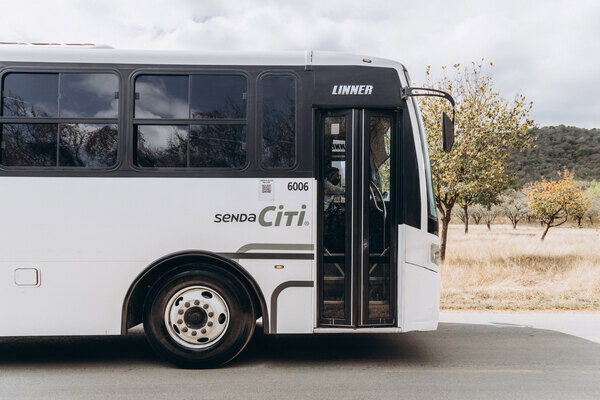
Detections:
[133, 74, 248, 169]
[367, 115, 392, 320]
[2, 73, 58, 117]
[2, 123, 119, 168]
[322, 115, 348, 320]
[136, 125, 188, 168]
[189, 125, 246, 168]
[190, 75, 247, 119]
[134, 75, 188, 119]
[261, 75, 296, 169]
[60, 74, 119, 118]
[1, 73, 120, 168]
[1, 123, 57, 166]
[414, 100, 437, 220]
[59, 124, 118, 167]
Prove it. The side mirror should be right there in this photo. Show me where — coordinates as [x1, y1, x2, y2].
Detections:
[401, 87, 456, 152]
[442, 111, 454, 152]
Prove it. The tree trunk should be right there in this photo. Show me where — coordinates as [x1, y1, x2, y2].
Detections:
[463, 204, 469, 234]
[541, 222, 551, 241]
[486, 221, 491, 230]
[512, 218, 518, 229]
[440, 213, 451, 262]
[577, 216, 583, 228]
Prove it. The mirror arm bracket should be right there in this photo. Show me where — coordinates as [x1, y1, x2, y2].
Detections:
[401, 87, 456, 122]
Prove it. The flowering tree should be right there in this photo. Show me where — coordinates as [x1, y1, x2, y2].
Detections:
[419, 61, 534, 259]
[526, 171, 589, 240]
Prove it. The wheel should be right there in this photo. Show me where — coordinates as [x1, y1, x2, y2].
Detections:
[143, 265, 256, 368]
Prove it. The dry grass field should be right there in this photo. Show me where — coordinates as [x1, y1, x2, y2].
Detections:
[440, 224, 600, 311]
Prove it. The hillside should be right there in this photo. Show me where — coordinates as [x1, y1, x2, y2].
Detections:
[508, 125, 600, 186]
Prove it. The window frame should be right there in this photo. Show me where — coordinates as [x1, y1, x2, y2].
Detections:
[257, 71, 299, 171]
[0, 68, 122, 171]
[130, 69, 251, 172]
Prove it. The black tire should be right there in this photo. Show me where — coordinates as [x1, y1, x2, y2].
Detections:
[143, 264, 256, 368]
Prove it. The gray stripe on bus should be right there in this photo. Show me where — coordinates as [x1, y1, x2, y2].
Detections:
[219, 252, 314, 260]
[236, 243, 315, 253]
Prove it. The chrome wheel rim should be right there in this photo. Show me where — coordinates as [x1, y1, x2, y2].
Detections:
[164, 285, 230, 349]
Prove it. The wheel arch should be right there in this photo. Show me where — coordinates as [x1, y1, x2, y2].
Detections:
[122, 250, 269, 334]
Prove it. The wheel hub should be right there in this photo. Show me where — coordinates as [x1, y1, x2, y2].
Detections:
[184, 307, 207, 329]
[164, 286, 230, 349]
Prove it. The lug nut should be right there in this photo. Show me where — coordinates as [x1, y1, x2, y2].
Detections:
[182, 327, 188, 332]
[178, 309, 184, 315]
[194, 300, 200, 305]
[201, 328, 207, 334]
[207, 321, 213, 327]
[191, 331, 197, 336]
[177, 319, 183, 324]
[203, 304, 209, 309]
[185, 302, 190, 307]
[208, 312, 214, 317]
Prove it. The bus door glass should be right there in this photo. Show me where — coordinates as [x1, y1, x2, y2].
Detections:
[319, 110, 353, 326]
[361, 110, 394, 325]
[318, 109, 396, 327]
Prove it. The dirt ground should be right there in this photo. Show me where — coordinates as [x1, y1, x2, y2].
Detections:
[440, 224, 600, 311]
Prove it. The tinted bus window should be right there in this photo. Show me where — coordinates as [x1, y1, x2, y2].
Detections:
[0, 72, 120, 168]
[189, 124, 246, 168]
[134, 74, 248, 169]
[1, 123, 119, 168]
[0, 123, 58, 166]
[2, 73, 58, 117]
[60, 74, 119, 118]
[136, 125, 188, 167]
[135, 75, 189, 119]
[261, 75, 296, 169]
[59, 124, 118, 167]
[190, 75, 246, 119]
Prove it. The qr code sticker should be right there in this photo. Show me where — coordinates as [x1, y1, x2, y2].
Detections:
[259, 180, 274, 200]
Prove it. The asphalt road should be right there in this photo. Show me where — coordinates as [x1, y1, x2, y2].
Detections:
[0, 314, 599, 400]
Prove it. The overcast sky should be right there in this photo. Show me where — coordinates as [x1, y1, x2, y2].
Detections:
[1, 0, 598, 128]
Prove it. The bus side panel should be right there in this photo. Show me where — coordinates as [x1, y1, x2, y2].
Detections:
[0, 177, 314, 336]
[241, 259, 314, 334]
[274, 285, 313, 333]
[0, 261, 139, 336]
[399, 224, 440, 332]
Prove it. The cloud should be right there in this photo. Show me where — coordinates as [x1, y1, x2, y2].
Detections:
[0, 0, 598, 127]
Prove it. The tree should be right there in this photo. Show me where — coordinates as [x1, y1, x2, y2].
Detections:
[570, 179, 591, 228]
[500, 189, 528, 229]
[457, 195, 473, 234]
[572, 197, 591, 227]
[419, 61, 534, 260]
[585, 181, 600, 225]
[526, 171, 589, 240]
[453, 207, 467, 226]
[587, 197, 600, 226]
[457, 184, 505, 234]
[481, 204, 501, 230]
[471, 204, 484, 224]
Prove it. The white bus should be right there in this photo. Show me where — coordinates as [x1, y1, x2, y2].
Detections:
[0, 44, 454, 368]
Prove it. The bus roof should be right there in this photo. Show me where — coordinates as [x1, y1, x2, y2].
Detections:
[0, 44, 405, 70]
